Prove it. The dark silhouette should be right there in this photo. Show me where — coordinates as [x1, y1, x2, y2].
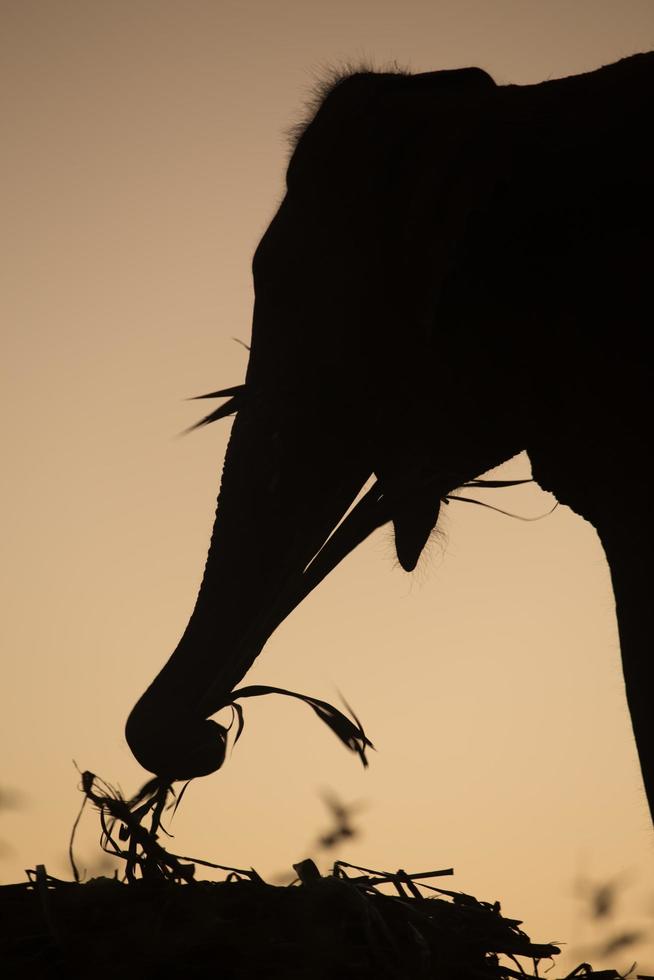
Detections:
[316, 790, 364, 851]
[126, 53, 654, 823]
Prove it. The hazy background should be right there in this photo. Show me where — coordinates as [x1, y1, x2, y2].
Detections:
[2, 0, 653, 971]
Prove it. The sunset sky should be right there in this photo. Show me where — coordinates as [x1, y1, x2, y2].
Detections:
[2, 1, 653, 972]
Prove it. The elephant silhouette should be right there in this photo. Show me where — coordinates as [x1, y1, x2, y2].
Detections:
[126, 53, 654, 824]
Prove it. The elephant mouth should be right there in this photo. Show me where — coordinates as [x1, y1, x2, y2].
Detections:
[196, 476, 390, 719]
[193, 459, 534, 723]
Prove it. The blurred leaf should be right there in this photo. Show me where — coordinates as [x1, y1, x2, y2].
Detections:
[597, 932, 643, 957]
[0, 787, 25, 810]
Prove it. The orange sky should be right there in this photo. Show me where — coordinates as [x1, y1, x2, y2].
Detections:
[2, 1, 653, 972]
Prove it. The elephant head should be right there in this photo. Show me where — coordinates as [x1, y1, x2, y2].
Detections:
[125, 53, 654, 792]
[124, 65, 521, 781]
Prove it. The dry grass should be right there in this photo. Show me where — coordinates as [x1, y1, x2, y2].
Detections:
[2, 861, 563, 979]
[2, 772, 648, 979]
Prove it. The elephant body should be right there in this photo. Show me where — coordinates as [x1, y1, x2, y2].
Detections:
[126, 53, 654, 823]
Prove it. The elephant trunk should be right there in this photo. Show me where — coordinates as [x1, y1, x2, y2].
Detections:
[125, 397, 370, 781]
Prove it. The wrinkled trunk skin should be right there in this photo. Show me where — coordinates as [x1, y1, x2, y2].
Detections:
[126, 394, 370, 780]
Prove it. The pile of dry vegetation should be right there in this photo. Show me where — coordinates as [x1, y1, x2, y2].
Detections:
[0, 773, 632, 980]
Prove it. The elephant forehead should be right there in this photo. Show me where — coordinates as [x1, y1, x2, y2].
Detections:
[286, 66, 496, 184]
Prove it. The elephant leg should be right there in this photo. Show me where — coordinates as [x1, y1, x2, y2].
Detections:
[590, 496, 654, 825]
[529, 438, 653, 824]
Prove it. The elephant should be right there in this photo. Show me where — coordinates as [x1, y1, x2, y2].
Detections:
[126, 52, 654, 823]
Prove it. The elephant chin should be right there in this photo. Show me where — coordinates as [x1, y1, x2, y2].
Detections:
[125, 711, 228, 782]
[393, 491, 442, 571]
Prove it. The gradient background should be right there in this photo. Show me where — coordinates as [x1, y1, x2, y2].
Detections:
[2, 0, 653, 971]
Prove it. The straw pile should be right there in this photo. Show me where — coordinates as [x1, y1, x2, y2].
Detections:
[0, 774, 629, 979]
[2, 861, 567, 980]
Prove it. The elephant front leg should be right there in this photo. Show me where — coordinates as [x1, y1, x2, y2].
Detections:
[591, 495, 654, 827]
[529, 433, 653, 826]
